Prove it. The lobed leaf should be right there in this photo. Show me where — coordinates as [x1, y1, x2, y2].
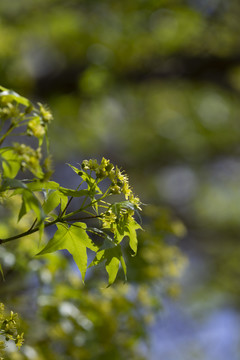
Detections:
[37, 222, 99, 282]
[126, 219, 142, 255]
[110, 218, 142, 257]
[90, 245, 124, 286]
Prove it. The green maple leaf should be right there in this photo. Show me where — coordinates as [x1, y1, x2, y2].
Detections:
[90, 244, 127, 285]
[36, 222, 98, 282]
[114, 218, 142, 255]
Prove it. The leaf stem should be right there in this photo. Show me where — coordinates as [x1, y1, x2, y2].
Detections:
[0, 123, 16, 146]
[0, 213, 102, 245]
[0, 188, 110, 245]
[0, 218, 59, 245]
[65, 215, 102, 222]
[60, 180, 84, 217]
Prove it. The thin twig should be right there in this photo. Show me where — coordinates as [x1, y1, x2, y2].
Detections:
[0, 185, 110, 245]
[0, 123, 15, 146]
[60, 180, 84, 217]
[0, 218, 59, 245]
[65, 215, 102, 222]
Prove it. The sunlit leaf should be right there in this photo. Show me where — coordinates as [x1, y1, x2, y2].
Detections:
[113, 219, 141, 255]
[27, 181, 60, 192]
[90, 244, 123, 285]
[0, 148, 20, 179]
[18, 189, 45, 223]
[59, 192, 68, 212]
[37, 222, 99, 282]
[42, 190, 61, 215]
[59, 187, 89, 197]
[126, 219, 142, 255]
[42, 189, 68, 215]
[0, 90, 31, 107]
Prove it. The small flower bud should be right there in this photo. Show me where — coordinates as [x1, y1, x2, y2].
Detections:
[81, 160, 89, 170]
[110, 185, 121, 194]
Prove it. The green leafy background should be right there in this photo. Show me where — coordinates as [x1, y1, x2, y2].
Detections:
[1, 0, 240, 359]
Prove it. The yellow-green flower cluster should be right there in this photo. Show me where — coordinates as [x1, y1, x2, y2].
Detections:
[101, 209, 117, 230]
[13, 143, 43, 177]
[101, 204, 136, 232]
[81, 158, 142, 232]
[81, 158, 135, 200]
[27, 103, 52, 139]
[0, 101, 20, 121]
[128, 194, 142, 210]
[38, 103, 53, 123]
[27, 116, 45, 138]
[15, 332, 24, 349]
[0, 303, 24, 356]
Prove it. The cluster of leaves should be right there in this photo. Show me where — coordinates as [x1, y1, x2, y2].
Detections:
[36, 158, 142, 284]
[0, 86, 142, 284]
[0, 85, 52, 179]
[0, 192, 186, 360]
[2, 1, 239, 357]
[0, 86, 143, 357]
[0, 84, 188, 359]
[0, 303, 24, 359]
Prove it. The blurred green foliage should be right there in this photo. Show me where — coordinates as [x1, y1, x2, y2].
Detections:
[0, 194, 186, 359]
[0, 88, 184, 359]
[1, 0, 240, 358]
[0, 303, 24, 359]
